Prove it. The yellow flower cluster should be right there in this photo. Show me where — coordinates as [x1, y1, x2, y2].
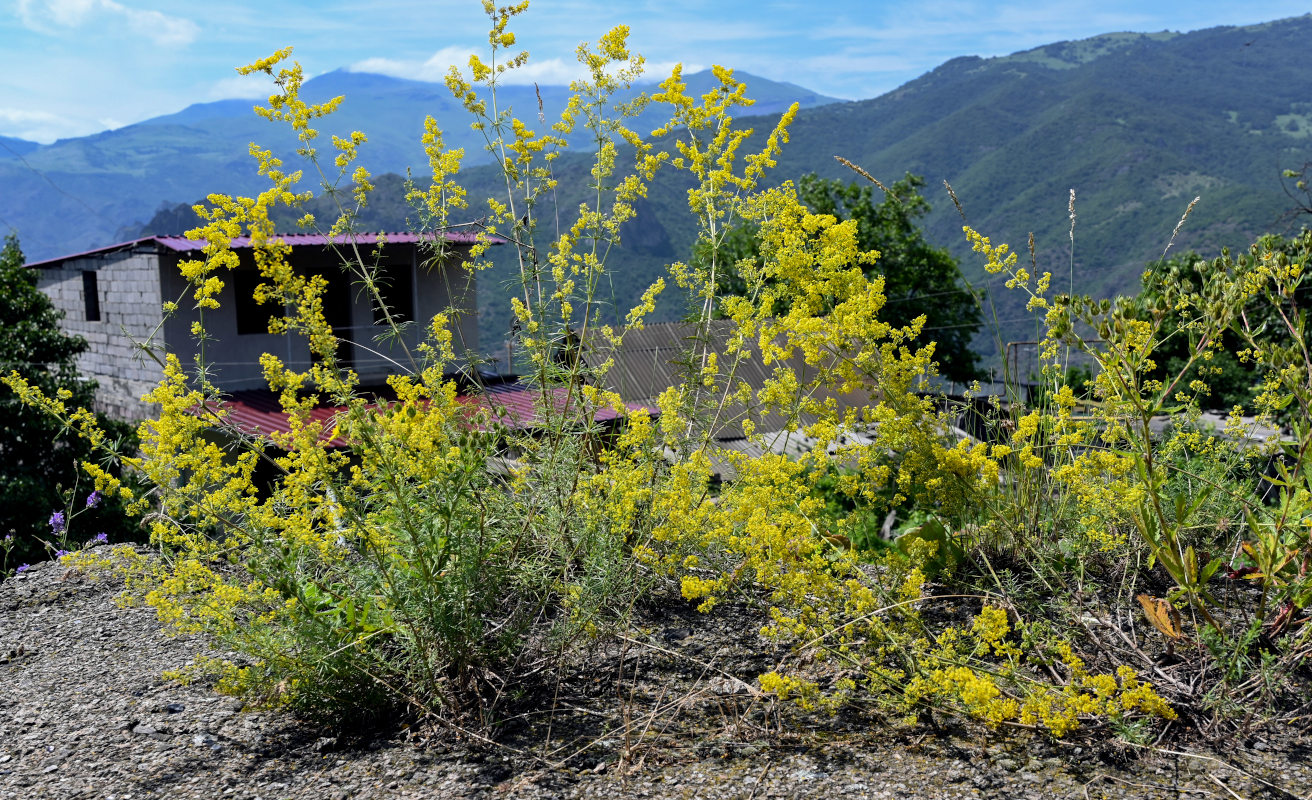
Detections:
[898, 607, 1176, 736]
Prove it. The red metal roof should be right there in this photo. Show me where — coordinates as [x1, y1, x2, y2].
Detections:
[26, 230, 499, 269]
[209, 382, 654, 449]
[212, 390, 353, 448]
[476, 382, 650, 430]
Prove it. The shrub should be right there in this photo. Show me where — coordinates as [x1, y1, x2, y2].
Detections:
[0, 234, 139, 574]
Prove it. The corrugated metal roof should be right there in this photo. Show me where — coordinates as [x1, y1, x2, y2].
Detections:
[26, 230, 500, 269]
[581, 320, 874, 439]
[207, 381, 652, 449]
[216, 390, 353, 448]
[473, 381, 650, 430]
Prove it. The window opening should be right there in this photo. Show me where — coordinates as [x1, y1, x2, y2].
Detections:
[82, 271, 100, 322]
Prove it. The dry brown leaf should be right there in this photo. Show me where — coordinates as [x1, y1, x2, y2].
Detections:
[1136, 594, 1183, 639]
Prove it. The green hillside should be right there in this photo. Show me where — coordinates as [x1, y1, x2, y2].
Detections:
[447, 14, 1312, 361]
[378, 14, 1312, 359]
[771, 16, 1312, 356]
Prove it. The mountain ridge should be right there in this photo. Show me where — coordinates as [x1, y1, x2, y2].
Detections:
[6, 14, 1312, 362]
[0, 67, 840, 262]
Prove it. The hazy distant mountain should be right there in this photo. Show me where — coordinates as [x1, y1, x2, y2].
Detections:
[0, 68, 839, 262]
[0, 135, 39, 159]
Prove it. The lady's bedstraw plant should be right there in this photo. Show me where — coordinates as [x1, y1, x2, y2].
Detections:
[569, 66, 1176, 734]
[7, 1, 1179, 737]
[5, 2, 672, 725]
[964, 216, 1312, 695]
[137, 5, 685, 724]
[1174, 232, 1312, 633]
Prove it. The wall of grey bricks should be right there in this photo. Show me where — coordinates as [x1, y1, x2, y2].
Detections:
[35, 242, 480, 421]
[36, 252, 164, 422]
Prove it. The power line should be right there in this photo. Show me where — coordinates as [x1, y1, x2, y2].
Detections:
[0, 139, 115, 225]
[919, 315, 1032, 333]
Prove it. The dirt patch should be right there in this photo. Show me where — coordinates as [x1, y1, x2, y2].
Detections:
[2, 550, 1307, 799]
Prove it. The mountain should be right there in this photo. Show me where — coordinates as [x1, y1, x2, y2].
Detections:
[765, 16, 1312, 355]
[0, 68, 840, 262]
[0, 136, 39, 159]
[420, 15, 1312, 359]
[9, 16, 1312, 362]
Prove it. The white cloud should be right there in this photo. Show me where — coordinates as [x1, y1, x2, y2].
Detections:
[0, 108, 93, 143]
[16, 0, 198, 46]
[207, 74, 277, 100]
[351, 46, 504, 83]
[350, 46, 691, 87]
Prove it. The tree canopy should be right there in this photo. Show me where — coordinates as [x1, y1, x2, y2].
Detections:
[694, 173, 982, 383]
[0, 235, 137, 570]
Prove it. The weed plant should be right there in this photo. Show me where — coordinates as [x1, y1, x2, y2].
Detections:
[6, 0, 1312, 744]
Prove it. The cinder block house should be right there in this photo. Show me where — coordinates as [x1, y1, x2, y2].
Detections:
[29, 232, 481, 421]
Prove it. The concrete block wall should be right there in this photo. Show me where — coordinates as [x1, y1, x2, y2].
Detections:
[160, 244, 479, 389]
[36, 252, 165, 422]
[35, 241, 480, 420]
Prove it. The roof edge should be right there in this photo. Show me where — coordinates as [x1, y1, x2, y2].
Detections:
[26, 229, 502, 269]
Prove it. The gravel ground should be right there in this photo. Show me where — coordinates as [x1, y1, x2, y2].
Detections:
[2, 548, 1309, 800]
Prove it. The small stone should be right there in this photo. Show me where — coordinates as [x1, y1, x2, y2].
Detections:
[663, 627, 693, 642]
[164, 703, 186, 714]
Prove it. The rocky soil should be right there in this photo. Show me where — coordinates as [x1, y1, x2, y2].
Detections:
[2, 547, 1309, 800]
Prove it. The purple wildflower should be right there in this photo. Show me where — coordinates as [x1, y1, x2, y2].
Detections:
[86, 491, 102, 509]
[54, 549, 70, 558]
[49, 511, 66, 535]
[15, 564, 30, 573]
[94, 532, 108, 544]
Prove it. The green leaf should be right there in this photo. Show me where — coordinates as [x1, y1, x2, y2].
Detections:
[1201, 556, 1224, 585]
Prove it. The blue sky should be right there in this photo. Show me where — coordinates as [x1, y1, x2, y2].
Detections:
[2, 0, 1310, 143]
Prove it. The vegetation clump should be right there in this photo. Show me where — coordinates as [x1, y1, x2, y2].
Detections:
[0, 234, 139, 573]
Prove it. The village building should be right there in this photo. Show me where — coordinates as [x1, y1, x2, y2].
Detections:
[27, 232, 481, 422]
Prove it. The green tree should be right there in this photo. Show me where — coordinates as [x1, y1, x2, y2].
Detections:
[695, 173, 982, 383]
[0, 234, 137, 570]
[1140, 230, 1312, 413]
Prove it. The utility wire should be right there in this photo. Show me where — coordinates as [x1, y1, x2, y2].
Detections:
[0, 139, 115, 225]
